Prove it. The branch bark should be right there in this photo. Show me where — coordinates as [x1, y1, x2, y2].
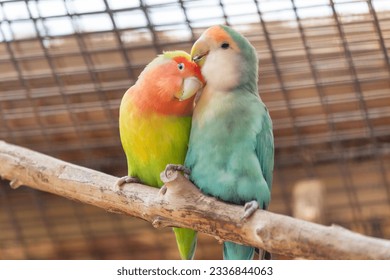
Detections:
[0, 140, 389, 259]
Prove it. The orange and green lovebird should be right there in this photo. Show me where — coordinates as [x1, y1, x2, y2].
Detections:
[117, 51, 204, 260]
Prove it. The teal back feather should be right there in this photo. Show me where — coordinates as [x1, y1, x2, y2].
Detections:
[185, 92, 273, 207]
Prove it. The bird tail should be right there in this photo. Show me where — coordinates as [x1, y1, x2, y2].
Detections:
[173, 227, 198, 260]
[223, 241, 254, 260]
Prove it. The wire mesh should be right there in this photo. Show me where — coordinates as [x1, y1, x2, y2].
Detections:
[0, 0, 390, 259]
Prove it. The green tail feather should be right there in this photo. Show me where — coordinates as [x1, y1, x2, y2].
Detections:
[173, 227, 198, 260]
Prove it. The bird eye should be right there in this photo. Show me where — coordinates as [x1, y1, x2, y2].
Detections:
[221, 42, 230, 49]
[177, 63, 185, 71]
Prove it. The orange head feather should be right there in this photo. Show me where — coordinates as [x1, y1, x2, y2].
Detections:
[123, 51, 204, 116]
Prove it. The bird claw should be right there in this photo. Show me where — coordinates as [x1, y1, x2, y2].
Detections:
[164, 164, 191, 179]
[116, 176, 141, 188]
[159, 185, 168, 196]
[159, 164, 191, 192]
[241, 200, 259, 220]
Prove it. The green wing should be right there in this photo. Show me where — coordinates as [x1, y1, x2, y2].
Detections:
[255, 105, 274, 195]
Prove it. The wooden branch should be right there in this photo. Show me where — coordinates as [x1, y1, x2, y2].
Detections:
[1, 140, 390, 260]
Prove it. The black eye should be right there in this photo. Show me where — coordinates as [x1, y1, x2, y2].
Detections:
[178, 63, 185, 71]
[221, 42, 230, 49]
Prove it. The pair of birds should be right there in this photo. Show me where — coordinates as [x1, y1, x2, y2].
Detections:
[118, 25, 274, 260]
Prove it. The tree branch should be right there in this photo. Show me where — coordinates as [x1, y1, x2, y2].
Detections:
[0, 140, 389, 259]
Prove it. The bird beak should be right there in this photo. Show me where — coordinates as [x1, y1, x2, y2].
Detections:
[176, 77, 203, 101]
[191, 38, 209, 67]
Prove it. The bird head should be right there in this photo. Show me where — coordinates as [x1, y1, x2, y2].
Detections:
[191, 25, 258, 93]
[134, 50, 204, 115]
[160, 51, 205, 101]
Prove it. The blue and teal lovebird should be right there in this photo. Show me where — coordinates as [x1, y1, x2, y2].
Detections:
[184, 25, 274, 260]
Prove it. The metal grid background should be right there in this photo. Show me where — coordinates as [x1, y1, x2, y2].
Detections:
[1, 0, 390, 259]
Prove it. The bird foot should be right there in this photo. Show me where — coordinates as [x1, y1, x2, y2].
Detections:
[159, 185, 168, 196]
[115, 176, 141, 189]
[166, 164, 191, 178]
[241, 200, 259, 221]
[160, 164, 190, 183]
[159, 164, 191, 195]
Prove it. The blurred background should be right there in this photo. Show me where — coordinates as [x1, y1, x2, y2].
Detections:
[1, 0, 390, 259]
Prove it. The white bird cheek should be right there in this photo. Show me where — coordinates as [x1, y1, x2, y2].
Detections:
[202, 50, 241, 91]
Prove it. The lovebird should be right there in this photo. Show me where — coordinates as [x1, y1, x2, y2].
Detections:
[185, 25, 274, 260]
[118, 51, 204, 260]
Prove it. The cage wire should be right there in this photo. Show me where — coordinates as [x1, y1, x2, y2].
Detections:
[0, 0, 390, 259]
